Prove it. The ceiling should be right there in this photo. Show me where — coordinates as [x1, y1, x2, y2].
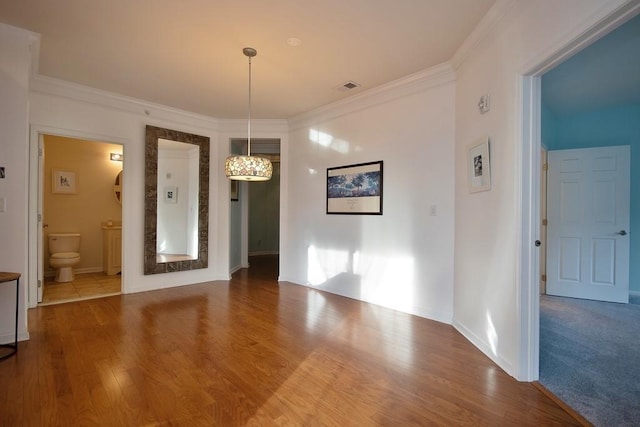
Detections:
[542, 13, 640, 116]
[0, 0, 496, 119]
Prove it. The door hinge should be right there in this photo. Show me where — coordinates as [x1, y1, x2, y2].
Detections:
[38, 147, 43, 157]
[38, 213, 42, 222]
[542, 163, 548, 171]
[541, 274, 547, 282]
[542, 219, 547, 226]
[37, 280, 42, 288]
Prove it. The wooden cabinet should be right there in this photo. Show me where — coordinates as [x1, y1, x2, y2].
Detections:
[102, 224, 122, 275]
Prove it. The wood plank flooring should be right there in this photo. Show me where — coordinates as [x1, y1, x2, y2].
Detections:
[0, 255, 582, 426]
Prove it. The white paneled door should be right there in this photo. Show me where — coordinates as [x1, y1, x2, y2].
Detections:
[546, 146, 630, 303]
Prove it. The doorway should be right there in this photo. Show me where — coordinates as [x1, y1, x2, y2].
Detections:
[229, 138, 281, 279]
[519, 5, 640, 382]
[38, 134, 123, 305]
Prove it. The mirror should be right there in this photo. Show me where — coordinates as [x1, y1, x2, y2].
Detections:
[113, 170, 122, 204]
[144, 125, 210, 275]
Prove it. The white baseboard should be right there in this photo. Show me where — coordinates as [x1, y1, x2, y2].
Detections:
[0, 331, 29, 345]
[630, 290, 640, 297]
[452, 319, 514, 378]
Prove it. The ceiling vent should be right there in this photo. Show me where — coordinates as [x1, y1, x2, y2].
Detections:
[337, 80, 360, 91]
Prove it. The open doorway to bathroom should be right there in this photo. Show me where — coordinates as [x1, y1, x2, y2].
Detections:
[40, 134, 123, 305]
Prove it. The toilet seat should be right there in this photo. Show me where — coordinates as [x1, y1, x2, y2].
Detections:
[50, 252, 80, 260]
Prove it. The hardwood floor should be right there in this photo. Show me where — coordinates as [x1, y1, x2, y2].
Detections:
[0, 255, 581, 426]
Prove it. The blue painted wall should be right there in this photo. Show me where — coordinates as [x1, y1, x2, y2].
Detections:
[542, 103, 640, 292]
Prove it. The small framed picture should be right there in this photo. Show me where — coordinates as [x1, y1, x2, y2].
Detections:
[52, 170, 77, 194]
[467, 138, 491, 193]
[230, 180, 239, 201]
[164, 186, 178, 203]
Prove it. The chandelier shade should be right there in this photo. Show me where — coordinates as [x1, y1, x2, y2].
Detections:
[225, 47, 273, 182]
[225, 155, 272, 181]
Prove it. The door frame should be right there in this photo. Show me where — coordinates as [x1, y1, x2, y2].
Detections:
[227, 137, 283, 275]
[517, 3, 640, 381]
[28, 125, 126, 308]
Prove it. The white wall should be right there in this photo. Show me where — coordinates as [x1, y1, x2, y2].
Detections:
[451, 0, 636, 378]
[283, 66, 456, 322]
[27, 82, 289, 302]
[0, 24, 35, 344]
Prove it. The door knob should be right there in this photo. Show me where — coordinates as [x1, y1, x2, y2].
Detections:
[617, 230, 628, 236]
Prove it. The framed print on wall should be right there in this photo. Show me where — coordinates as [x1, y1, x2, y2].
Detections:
[327, 160, 383, 215]
[467, 138, 491, 193]
[164, 186, 178, 203]
[52, 170, 77, 194]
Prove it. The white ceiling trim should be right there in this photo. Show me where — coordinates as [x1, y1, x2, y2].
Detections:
[451, 0, 518, 70]
[217, 118, 289, 134]
[30, 74, 222, 130]
[288, 62, 455, 131]
[521, 0, 640, 76]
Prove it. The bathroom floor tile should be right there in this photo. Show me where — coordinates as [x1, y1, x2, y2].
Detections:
[42, 272, 121, 305]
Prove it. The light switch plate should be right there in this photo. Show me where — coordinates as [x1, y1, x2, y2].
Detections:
[478, 94, 490, 114]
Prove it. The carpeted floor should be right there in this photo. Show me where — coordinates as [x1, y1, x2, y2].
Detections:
[540, 295, 640, 426]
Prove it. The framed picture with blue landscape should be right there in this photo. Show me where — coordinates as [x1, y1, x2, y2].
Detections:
[327, 160, 383, 215]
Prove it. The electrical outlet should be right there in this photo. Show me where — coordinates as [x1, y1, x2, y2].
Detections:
[429, 204, 437, 216]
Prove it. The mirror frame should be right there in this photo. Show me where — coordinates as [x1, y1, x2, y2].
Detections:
[144, 125, 210, 275]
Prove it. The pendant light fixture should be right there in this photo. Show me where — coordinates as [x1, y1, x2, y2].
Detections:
[225, 47, 273, 181]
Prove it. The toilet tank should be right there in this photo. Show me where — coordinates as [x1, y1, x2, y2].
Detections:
[48, 233, 81, 253]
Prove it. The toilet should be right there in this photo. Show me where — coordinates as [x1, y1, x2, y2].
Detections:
[48, 233, 81, 282]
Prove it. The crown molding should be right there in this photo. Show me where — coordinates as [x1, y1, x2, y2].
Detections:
[520, 0, 640, 75]
[288, 62, 455, 130]
[218, 118, 289, 134]
[450, 0, 519, 70]
[28, 34, 41, 80]
[30, 74, 222, 130]
[0, 23, 40, 80]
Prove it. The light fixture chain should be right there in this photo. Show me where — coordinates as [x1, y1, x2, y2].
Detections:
[224, 47, 271, 182]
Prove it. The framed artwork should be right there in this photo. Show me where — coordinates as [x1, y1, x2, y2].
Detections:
[230, 180, 239, 201]
[327, 160, 383, 215]
[164, 186, 178, 203]
[52, 170, 77, 194]
[468, 138, 491, 193]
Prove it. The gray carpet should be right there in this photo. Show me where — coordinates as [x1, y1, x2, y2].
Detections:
[540, 295, 640, 426]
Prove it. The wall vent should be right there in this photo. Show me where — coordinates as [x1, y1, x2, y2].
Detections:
[337, 80, 360, 91]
